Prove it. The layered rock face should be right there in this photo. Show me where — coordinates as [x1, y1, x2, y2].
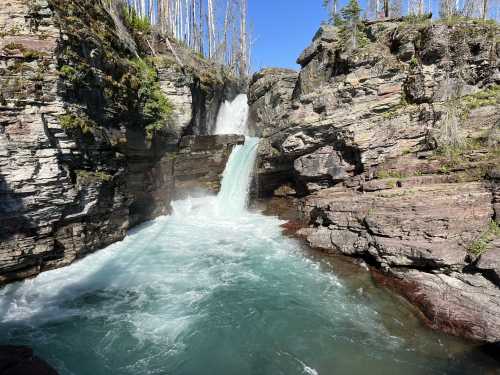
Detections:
[249, 20, 500, 342]
[0, 0, 240, 284]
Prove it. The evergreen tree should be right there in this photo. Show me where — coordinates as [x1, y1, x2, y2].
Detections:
[340, 0, 362, 49]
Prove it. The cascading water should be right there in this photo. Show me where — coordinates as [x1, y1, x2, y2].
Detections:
[0, 96, 497, 375]
[213, 92, 259, 215]
[215, 137, 259, 215]
[215, 94, 249, 135]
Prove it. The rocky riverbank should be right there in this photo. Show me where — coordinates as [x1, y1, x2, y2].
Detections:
[0, 0, 242, 284]
[249, 19, 500, 343]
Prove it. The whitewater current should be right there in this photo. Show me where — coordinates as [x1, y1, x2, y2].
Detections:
[0, 95, 497, 374]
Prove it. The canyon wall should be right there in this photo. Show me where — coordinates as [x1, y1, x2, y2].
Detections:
[249, 19, 500, 342]
[0, 0, 241, 284]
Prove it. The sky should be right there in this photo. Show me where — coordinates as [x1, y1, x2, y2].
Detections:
[246, 0, 455, 71]
[249, 0, 331, 71]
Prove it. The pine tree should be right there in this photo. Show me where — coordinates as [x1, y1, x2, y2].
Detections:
[340, 0, 362, 49]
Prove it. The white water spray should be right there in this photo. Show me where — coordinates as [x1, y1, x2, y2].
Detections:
[215, 94, 249, 135]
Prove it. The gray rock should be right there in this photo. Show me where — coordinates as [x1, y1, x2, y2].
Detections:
[476, 239, 500, 286]
[248, 16, 500, 344]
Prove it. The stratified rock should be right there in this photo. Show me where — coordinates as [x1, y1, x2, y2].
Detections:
[0, 0, 242, 284]
[477, 239, 500, 286]
[380, 270, 500, 343]
[248, 68, 298, 138]
[174, 135, 244, 196]
[299, 182, 493, 269]
[249, 21, 499, 194]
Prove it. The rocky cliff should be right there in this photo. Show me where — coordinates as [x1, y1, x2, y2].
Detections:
[249, 19, 500, 343]
[0, 0, 241, 284]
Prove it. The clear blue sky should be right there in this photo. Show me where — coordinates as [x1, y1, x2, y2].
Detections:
[249, 0, 331, 71]
[247, 0, 445, 71]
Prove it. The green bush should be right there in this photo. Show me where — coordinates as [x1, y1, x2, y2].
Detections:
[123, 7, 151, 33]
[129, 58, 173, 139]
[409, 56, 419, 69]
[22, 49, 43, 61]
[76, 170, 112, 184]
[58, 65, 79, 82]
[58, 113, 95, 134]
[461, 85, 500, 113]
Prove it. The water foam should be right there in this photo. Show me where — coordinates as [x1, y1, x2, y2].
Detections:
[215, 94, 249, 135]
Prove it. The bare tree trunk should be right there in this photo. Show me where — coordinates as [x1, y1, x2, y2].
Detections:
[198, 0, 204, 55]
[482, 0, 489, 18]
[222, 0, 231, 64]
[150, 0, 155, 25]
[190, 0, 196, 48]
[239, 0, 248, 77]
[207, 0, 216, 59]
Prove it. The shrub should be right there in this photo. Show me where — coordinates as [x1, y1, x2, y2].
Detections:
[461, 85, 500, 114]
[3, 43, 25, 55]
[22, 49, 43, 61]
[376, 170, 406, 179]
[58, 113, 95, 134]
[58, 65, 79, 82]
[122, 7, 151, 33]
[76, 170, 113, 184]
[129, 58, 173, 139]
[469, 221, 500, 256]
[436, 106, 465, 150]
[409, 56, 419, 69]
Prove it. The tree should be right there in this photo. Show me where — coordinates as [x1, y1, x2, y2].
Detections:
[390, 0, 403, 17]
[240, 0, 249, 76]
[482, 0, 489, 18]
[323, 0, 339, 21]
[340, 0, 362, 49]
[116, 0, 252, 78]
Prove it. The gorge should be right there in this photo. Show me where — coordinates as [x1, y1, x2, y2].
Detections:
[1, 92, 499, 375]
[0, 0, 500, 374]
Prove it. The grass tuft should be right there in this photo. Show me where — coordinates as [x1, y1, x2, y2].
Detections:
[469, 221, 500, 256]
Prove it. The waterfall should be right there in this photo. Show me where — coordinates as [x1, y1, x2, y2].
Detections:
[171, 94, 257, 216]
[215, 94, 249, 135]
[216, 137, 259, 215]
[212, 93, 258, 214]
